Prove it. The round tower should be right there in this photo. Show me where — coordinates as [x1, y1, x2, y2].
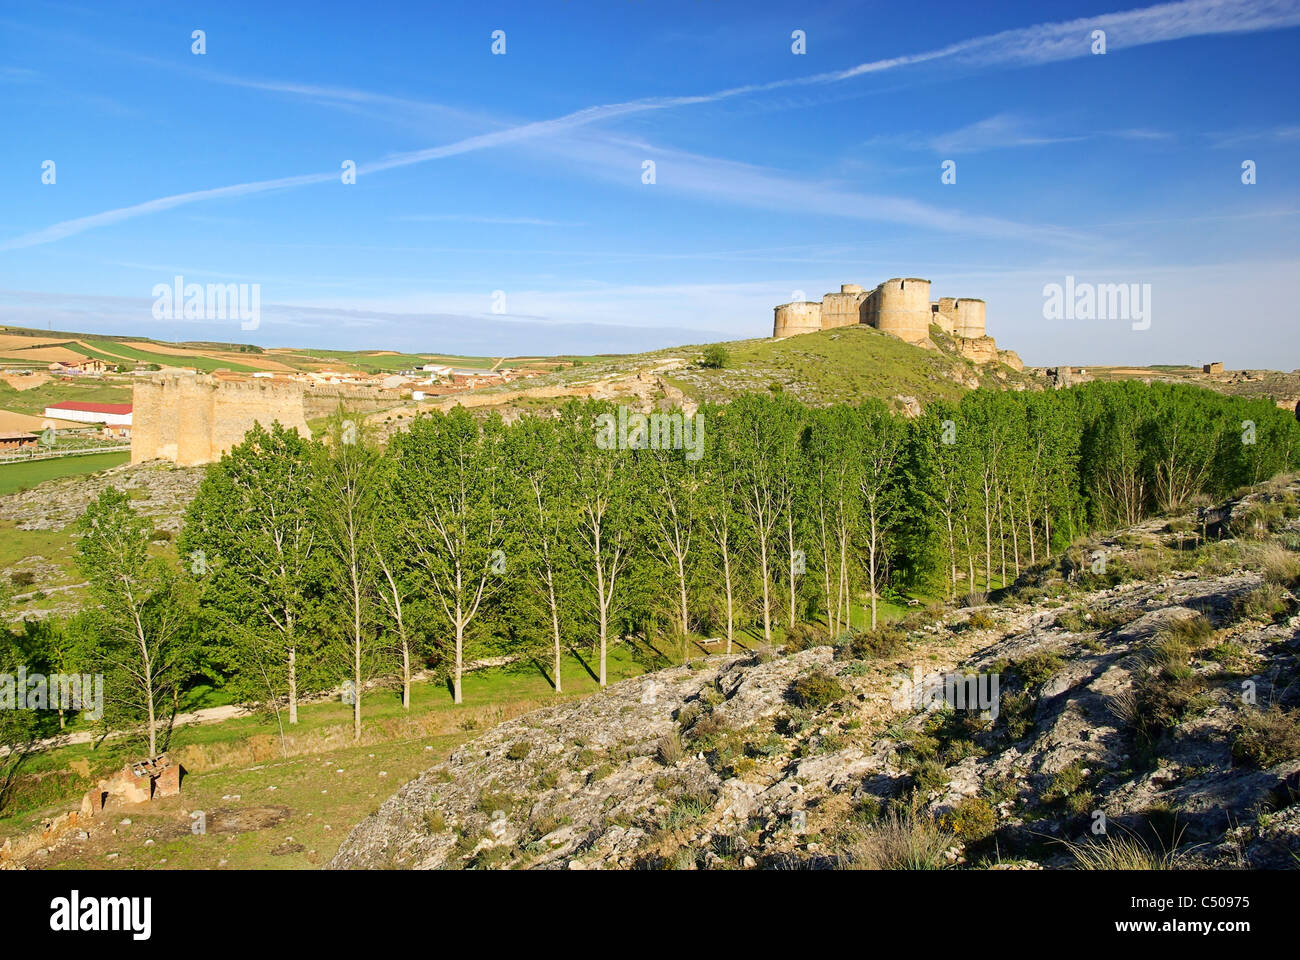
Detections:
[873, 278, 931, 344]
[954, 298, 986, 339]
[773, 301, 822, 337]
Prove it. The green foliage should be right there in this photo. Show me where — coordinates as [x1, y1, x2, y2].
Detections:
[943, 796, 997, 841]
[787, 670, 847, 710]
[699, 345, 729, 369]
[1233, 705, 1300, 767]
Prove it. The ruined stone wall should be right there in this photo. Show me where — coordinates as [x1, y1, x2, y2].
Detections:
[303, 384, 405, 419]
[932, 298, 958, 335]
[131, 373, 311, 467]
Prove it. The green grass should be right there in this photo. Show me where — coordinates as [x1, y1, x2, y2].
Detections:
[0, 452, 130, 496]
[665, 325, 992, 408]
[0, 380, 133, 417]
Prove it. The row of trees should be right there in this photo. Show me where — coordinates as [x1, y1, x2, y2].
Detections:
[11, 381, 1297, 758]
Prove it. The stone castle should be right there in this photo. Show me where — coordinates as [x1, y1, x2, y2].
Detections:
[773, 277, 1018, 367]
[131, 373, 312, 467]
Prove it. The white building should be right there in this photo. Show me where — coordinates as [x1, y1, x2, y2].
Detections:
[43, 401, 133, 427]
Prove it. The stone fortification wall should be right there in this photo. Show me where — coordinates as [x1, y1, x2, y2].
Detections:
[131, 373, 311, 467]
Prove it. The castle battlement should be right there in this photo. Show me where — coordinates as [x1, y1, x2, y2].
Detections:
[131, 372, 311, 467]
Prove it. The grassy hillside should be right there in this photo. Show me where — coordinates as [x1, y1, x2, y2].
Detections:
[662, 325, 1033, 407]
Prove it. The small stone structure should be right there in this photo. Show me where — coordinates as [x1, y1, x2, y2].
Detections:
[81, 754, 185, 816]
[1203, 362, 1225, 374]
[0, 754, 184, 867]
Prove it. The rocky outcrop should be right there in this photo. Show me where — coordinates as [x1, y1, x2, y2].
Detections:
[333, 482, 1300, 870]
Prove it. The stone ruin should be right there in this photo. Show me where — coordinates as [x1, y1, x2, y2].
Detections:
[81, 754, 184, 815]
[0, 754, 185, 867]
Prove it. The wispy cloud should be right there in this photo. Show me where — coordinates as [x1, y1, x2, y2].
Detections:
[390, 214, 586, 227]
[1206, 124, 1300, 146]
[865, 115, 1174, 154]
[5, 0, 1297, 250]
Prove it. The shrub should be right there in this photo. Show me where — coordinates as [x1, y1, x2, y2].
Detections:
[1260, 543, 1300, 587]
[781, 621, 824, 653]
[655, 732, 684, 766]
[1055, 609, 1086, 632]
[943, 796, 996, 841]
[424, 810, 447, 834]
[1234, 582, 1293, 622]
[962, 591, 987, 608]
[1013, 650, 1063, 687]
[8, 570, 36, 589]
[838, 809, 955, 870]
[849, 625, 905, 659]
[966, 610, 995, 630]
[505, 741, 532, 761]
[700, 345, 729, 369]
[1233, 705, 1300, 767]
[659, 790, 714, 830]
[1233, 503, 1284, 540]
[787, 671, 847, 710]
[1040, 761, 1095, 815]
[1065, 834, 1177, 870]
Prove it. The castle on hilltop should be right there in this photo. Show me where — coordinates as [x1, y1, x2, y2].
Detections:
[773, 277, 1019, 367]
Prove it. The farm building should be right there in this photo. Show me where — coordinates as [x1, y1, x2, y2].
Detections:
[43, 401, 133, 432]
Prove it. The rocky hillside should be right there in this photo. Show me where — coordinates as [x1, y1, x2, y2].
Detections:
[331, 479, 1300, 870]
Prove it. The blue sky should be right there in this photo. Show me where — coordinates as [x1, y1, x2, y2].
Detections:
[2, 0, 1298, 365]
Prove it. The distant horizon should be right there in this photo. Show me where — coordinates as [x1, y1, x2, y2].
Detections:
[3, 0, 1298, 367]
[3, 312, 1290, 374]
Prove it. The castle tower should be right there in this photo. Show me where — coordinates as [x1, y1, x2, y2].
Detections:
[773, 300, 822, 337]
[932, 297, 958, 335]
[954, 298, 986, 339]
[872, 278, 931, 344]
[820, 283, 870, 329]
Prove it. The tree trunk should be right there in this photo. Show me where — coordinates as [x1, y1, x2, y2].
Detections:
[402, 642, 410, 710]
[288, 646, 298, 725]
[454, 621, 464, 704]
[549, 582, 563, 694]
[786, 514, 797, 630]
[868, 505, 879, 630]
[722, 544, 734, 654]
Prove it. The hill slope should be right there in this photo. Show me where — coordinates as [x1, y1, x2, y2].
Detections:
[332, 479, 1300, 871]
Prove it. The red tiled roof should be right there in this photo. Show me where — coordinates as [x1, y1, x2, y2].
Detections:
[46, 402, 133, 415]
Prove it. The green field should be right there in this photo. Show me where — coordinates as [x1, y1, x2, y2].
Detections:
[0, 379, 133, 417]
[0, 451, 130, 496]
[82, 340, 260, 373]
